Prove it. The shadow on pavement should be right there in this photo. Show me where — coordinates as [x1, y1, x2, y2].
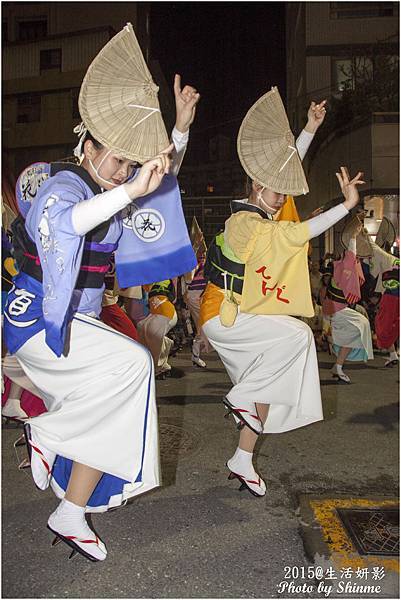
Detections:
[347, 402, 399, 431]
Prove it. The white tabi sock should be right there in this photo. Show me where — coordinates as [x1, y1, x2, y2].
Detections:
[389, 351, 399, 361]
[49, 499, 87, 536]
[227, 447, 267, 495]
[227, 447, 256, 479]
[48, 499, 107, 560]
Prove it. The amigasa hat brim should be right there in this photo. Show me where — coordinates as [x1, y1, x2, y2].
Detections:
[79, 23, 169, 163]
[375, 216, 396, 248]
[340, 214, 373, 258]
[237, 87, 309, 196]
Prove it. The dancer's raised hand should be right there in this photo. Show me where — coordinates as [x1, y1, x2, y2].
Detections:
[305, 100, 327, 133]
[336, 167, 365, 211]
[174, 74, 200, 132]
[126, 143, 174, 199]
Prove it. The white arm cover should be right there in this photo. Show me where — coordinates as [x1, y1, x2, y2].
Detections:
[71, 185, 132, 236]
[370, 241, 396, 277]
[307, 203, 349, 239]
[171, 127, 189, 176]
[348, 237, 357, 254]
[296, 129, 315, 161]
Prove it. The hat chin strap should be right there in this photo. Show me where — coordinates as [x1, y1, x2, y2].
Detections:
[73, 122, 88, 160]
[260, 200, 277, 213]
[89, 150, 119, 188]
[256, 188, 276, 214]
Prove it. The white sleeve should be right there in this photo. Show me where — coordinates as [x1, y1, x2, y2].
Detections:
[296, 129, 315, 161]
[370, 241, 396, 276]
[71, 185, 132, 236]
[183, 268, 196, 284]
[170, 127, 189, 176]
[307, 203, 349, 239]
[348, 237, 357, 254]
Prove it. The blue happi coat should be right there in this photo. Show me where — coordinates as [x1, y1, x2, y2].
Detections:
[4, 164, 195, 357]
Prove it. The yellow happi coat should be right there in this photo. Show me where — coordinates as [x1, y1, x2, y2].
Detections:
[224, 210, 314, 318]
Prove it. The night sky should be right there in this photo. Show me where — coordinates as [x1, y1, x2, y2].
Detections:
[150, 2, 286, 162]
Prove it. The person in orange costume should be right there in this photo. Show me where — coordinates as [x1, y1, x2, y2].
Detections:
[136, 280, 178, 378]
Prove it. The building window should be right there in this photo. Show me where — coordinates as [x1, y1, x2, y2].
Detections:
[40, 48, 61, 73]
[330, 2, 398, 19]
[333, 56, 373, 91]
[17, 19, 47, 41]
[17, 94, 41, 123]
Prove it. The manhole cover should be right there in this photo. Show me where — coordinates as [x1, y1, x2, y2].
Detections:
[337, 508, 399, 556]
[159, 422, 200, 462]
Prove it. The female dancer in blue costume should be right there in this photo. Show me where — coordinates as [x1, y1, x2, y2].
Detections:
[3, 52, 199, 563]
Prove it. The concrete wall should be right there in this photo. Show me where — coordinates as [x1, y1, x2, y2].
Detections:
[303, 119, 399, 215]
[3, 29, 111, 79]
[303, 124, 373, 216]
[3, 2, 145, 45]
[371, 121, 400, 189]
[306, 56, 331, 96]
[305, 2, 398, 46]
[2, 3, 154, 176]
[286, 3, 399, 257]
[301, 118, 399, 257]
[287, 2, 399, 137]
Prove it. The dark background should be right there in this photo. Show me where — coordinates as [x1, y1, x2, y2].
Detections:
[150, 2, 286, 162]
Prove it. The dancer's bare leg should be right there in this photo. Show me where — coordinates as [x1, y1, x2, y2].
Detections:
[64, 462, 103, 507]
[239, 403, 269, 452]
[228, 403, 269, 496]
[336, 346, 352, 366]
[332, 346, 352, 382]
[48, 461, 107, 560]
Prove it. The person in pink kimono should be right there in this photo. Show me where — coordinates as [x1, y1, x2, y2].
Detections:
[322, 224, 373, 383]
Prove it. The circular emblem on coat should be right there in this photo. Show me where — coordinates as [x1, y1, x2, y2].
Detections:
[130, 208, 165, 242]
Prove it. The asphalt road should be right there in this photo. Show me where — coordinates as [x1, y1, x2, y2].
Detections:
[2, 348, 399, 599]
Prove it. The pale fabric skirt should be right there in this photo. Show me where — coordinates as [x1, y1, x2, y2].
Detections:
[330, 307, 373, 361]
[3, 313, 160, 512]
[137, 312, 177, 375]
[186, 290, 210, 355]
[202, 312, 323, 434]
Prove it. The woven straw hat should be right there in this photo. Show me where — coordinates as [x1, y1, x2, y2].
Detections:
[78, 23, 169, 163]
[237, 87, 309, 196]
[190, 216, 207, 254]
[375, 216, 396, 248]
[340, 214, 373, 258]
[1, 199, 17, 232]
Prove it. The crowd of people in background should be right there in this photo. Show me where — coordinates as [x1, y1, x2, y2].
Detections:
[303, 226, 399, 383]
